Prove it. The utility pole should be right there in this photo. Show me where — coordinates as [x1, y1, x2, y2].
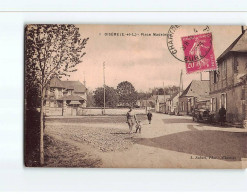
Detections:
[103, 62, 106, 115]
[163, 81, 165, 113]
[146, 91, 148, 114]
[83, 71, 86, 87]
[179, 69, 183, 96]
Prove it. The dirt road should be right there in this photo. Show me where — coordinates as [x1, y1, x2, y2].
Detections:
[45, 113, 247, 168]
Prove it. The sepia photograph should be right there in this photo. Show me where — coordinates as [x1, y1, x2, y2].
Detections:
[24, 24, 247, 168]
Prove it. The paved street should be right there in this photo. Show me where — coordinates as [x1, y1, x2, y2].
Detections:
[45, 113, 247, 168]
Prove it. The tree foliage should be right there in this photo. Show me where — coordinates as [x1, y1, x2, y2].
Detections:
[137, 92, 152, 100]
[117, 81, 137, 107]
[93, 86, 119, 107]
[86, 90, 96, 107]
[25, 24, 89, 165]
[25, 24, 89, 90]
[152, 86, 179, 95]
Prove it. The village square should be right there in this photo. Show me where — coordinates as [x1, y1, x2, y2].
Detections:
[25, 25, 247, 168]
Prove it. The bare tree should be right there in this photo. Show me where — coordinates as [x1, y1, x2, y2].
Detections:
[25, 24, 89, 165]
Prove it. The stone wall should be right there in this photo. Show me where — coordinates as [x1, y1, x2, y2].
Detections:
[77, 108, 146, 116]
[45, 107, 147, 116]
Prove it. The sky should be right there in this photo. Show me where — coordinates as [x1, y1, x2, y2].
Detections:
[68, 25, 242, 92]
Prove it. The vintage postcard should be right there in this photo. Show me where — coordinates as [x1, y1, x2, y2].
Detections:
[24, 24, 247, 168]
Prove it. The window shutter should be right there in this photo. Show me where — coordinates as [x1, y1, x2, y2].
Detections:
[225, 93, 227, 109]
[216, 97, 218, 111]
[220, 94, 222, 108]
[210, 98, 213, 111]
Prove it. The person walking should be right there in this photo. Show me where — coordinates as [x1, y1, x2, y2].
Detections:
[147, 110, 153, 124]
[126, 107, 137, 134]
[219, 106, 226, 126]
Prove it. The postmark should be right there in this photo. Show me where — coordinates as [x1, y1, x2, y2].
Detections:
[166, 25, 217, 73]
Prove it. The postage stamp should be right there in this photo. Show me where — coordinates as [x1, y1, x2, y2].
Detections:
[181, 33, 217, 74]
[166, 25, 217, 74]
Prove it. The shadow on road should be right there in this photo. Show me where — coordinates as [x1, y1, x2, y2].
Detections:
[163, 118, 195, 124]
[163, 118, 237, 129]
[134, 130, 247, 161]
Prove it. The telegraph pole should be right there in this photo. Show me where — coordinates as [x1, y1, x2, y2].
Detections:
[163, 81, 165, 113]
[179, 69, 183, 96]
[83, 71, 86, 87]
[146, 91, 148, 114]
[103, 62, 106, 115]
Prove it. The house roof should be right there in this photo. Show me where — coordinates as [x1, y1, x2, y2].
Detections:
[217, 30, 247, 62]
[167, 91, 180, 101]
[49, 77, 64, 88]
[57, 94, 86, 101]
[49, 78, 87, 93]
[62, 80, 86, 93]
[180, 80, 209, 98]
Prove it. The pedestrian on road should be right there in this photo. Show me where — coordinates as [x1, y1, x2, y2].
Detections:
[147, 110, 152, 124]
[126, 107, 137, 134]
[219, 106, 226, 126]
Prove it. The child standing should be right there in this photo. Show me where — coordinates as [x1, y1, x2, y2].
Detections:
[147, 110, 152, 124]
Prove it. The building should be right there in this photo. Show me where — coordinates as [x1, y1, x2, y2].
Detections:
[136, 99, 153, 111]
[178, 80, 210, 115]
[45, 77, 87, 116]
[155, 95, 170, 113]
[166, 91, 181, 115]
[209, 28, 247, 126]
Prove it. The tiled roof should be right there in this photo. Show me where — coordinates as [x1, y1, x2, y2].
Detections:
[49, 77, 64, 88]
[180, 80, 209, 98]
[217, 30, 247, 62]
[57, 94, 86, 101]
[62, 80, 86, 93]
[49, 78, 87, 92]
[168, 91, 180, 100]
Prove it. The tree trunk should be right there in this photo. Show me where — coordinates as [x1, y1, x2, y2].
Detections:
[40, 89, 45, 166]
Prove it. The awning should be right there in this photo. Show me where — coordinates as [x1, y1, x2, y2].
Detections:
[69, 100, 81, 105]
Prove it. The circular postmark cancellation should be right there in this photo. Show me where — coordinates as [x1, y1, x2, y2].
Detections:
[166, 25, 217, 73]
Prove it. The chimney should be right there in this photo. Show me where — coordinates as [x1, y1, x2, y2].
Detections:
[241, 26, 245, 34]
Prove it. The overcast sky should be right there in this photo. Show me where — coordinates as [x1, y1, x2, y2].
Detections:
[68, 25, 242, 92]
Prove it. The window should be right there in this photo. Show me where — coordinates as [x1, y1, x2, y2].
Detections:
[233, 56, 239, 73]
[220, 93, 227, 109]
[213, 71, 218, 83]
[211, 98, 217, 112]
[222, 61, 227, 79]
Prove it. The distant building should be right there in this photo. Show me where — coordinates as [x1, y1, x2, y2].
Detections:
[155, 95, 170, 113]
[178, 80, 210, 115]
[45, 77, 87, 116]
[209, 29, 247, 126]
[136, 99, 152, 111]
[166, 91, 181, 115]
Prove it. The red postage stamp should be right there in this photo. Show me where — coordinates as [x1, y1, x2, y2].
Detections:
[181, 33, 217, 74]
